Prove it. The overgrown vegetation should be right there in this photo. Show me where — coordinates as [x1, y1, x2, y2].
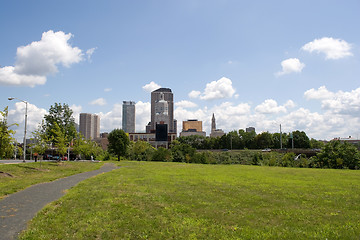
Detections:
[19, 161, 360, 239]
[124, 139, 360, 170]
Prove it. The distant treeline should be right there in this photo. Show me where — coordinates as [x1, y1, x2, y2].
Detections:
[122, 136, 360, 170]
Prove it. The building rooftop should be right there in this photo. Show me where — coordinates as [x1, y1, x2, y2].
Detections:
[153, 88, 172, 93]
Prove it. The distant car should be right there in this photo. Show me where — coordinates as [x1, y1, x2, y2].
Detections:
[262, 148, 271, 152]
[43, 154, 53, 160]
[61, 156, 68, 160]
[52, 156, 60, 161]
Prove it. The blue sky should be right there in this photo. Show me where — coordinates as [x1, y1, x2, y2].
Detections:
[1, 0, 359, 141]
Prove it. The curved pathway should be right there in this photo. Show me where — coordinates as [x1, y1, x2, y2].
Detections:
[0, 163, 119, 240]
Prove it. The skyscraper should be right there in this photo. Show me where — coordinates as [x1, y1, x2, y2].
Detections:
[149, 88, 175, 133]
[79, 113, 100, 140]
[210, 113, 224, 138]
[122, 101, 136, 133]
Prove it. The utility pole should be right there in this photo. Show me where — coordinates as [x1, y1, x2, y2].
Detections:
[280, 124, 282, 149]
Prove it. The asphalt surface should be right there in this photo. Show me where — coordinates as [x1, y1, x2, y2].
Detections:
[0, 163, 119, 240]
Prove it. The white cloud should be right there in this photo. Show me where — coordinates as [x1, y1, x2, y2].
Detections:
[104, 88, 112, 92]
[0, 30, 84, 87]
[304, 86, 360, 115]
[302, 37, 353, 60]
[276, 58, 305, 76]
[255, 99, 287, 114]
[142, 81, 161, 92]
[70, 104, 82, 124]
[98, 103, 122, 132]
[8, 102, 47, 141]
[188, 90, 201, 99]
[86, 47, 97, 61]
[190, 77, 236, 100]
[135, 101, 151, 132]
[90, 98, 107, 106]
[304, 86, 334, 100]
[175, 100, 198, 108]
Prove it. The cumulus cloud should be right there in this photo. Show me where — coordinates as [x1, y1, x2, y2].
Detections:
[302, 37, 353, 60]
[190, 77, 236, 100]
[304, 86, 334, 100]
[142, 81, 161, 92]
[8, 102, 47, 141]
[70, 104, 82, 124]
[0, 30, 85, 87]
[255, 99, 288, 114]
[304, 86, 360, 115]
[276, 58, 305, 76]
[175, 100, 198, 108]
[90, 98, 107, 106]
[188, 90, 201, 99]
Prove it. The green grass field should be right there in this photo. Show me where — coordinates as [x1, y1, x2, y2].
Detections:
[0, 161, 103, 199]
[20, 161, 360, 239]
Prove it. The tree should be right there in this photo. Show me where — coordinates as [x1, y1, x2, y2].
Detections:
[317, 140, 360, 169]
[128, 141, 155, 161]
[170, 140, 196, 162]
[31, 121, 49, 160]
[288, 130, 310, 149]
[43, 103, 77, 144]
[0, 107, 17, 159]
[50, 122, 67, 159]
[151, 147, 172, 162]
[255, 132, 274, 149]
[239, 129, 256, 149]
[107, 129, 130, 161]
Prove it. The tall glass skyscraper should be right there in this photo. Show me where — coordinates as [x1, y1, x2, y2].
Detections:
[122, 101, 136, 133]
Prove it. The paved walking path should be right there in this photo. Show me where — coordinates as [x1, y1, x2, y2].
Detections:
[0, 163, 119, 240]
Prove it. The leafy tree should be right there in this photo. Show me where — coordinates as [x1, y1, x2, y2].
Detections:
[128, 141, 155, 161]
[43, 103, 77, 144]
[151, 147, 172, 162]
[0, 107, 17, 159]
[108, 129, 129, 161]
[239, 129, 256, 149]
[50, 122, 67, 159]
[317, 140, 360, 169]
[288, 130, 310, 149]
[72, 133, 103, 160]
[170, 140, 196, 162]
[31, 121, 50, 159]
[310, 138, 325, 149]
[255, 132, 274, 149]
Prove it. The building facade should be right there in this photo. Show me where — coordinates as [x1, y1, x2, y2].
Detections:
[149, 88, 175, 133]
[179, 119, 206, 137]
[79, 113, 100, 140]
[122, 101, 136, 133]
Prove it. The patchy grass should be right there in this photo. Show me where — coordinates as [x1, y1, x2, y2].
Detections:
[20, 161, 360, 239]
[0, 161, 104, 199]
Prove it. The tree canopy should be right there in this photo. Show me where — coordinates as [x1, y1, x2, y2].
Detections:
[108, 129, 130, 161]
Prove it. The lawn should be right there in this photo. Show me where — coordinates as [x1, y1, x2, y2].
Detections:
[0, 161, 104, 199]
[20, 161, 360, 239]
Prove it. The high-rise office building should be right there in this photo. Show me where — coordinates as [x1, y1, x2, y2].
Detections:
[149, 88, 175, 133]
[79, 113, 100, 140]
[122, 101, 136, 133]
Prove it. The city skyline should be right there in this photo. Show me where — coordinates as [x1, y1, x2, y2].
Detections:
[1, 1, 359, 141]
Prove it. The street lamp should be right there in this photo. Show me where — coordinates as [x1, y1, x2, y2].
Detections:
[8, 97, 28, 163]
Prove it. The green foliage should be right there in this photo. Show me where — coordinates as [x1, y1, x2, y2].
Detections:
[72, 133, 104, 160]
[316, 140, 360, 169]
[255, 132, 274, 149]
[128, 141, 155, 161]
[107, 129, 130, 161]
[288, 130, 310, 149]
[0, 107, 17, 159]
[31, 121, 49, 156]
[43, 103, 77, 144]
[151, 147, 171, 162]
[170, 140, 196, 162]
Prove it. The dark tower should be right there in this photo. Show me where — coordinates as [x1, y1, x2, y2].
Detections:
[150, 88, 174, 133]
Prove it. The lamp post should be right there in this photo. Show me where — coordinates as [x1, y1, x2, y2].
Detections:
[8, 97, 28, 163]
